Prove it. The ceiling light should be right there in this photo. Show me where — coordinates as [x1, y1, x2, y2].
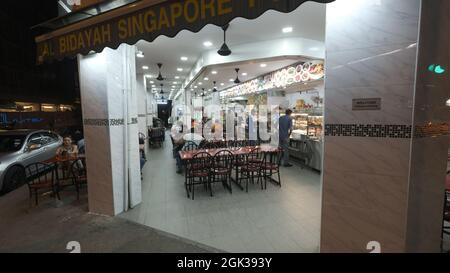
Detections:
[199, 82, 203, 85]
[220, 83, 225, 86]
[203, 41, 213, 47]
[242, 73, 248, 76]
[175, 76, 180, 79]
[282, 27, 293, 33]
[142, 66, 149, 70]
[194, 86, 198, 88]
[260, 63, 267, 68]
[136, 51, 145, 58]
[177, 68, 183, 72]
[180, 56, 188, 61]
[144, 74, 152, 78]
[204, 77, 209, 81]
[211, 71, 218, 75]
[150, 81, 154, 84]
[173, 81, 177, 84]
[229, 79, 234, 82]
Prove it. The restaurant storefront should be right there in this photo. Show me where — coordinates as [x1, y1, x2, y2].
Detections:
[34, 0, 450, 252]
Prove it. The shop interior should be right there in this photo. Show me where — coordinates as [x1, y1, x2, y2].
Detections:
[120, 2, 327, 252]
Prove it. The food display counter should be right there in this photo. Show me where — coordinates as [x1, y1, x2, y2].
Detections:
[288, 111, 323, 172]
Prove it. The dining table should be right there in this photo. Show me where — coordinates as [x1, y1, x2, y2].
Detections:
[180, 145, 281, 190]
[43, 155, 86, 185]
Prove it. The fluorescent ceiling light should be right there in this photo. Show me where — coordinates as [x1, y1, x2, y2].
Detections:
[180, 56, 188, 61]
[177, 68, 183, 72]
[136, 51, 144, 58]
[203, 41, 213, 47]
[211, 71, 218, 75]
[260, 64, 267, 68]
[220, 83, 225, 86]
[173, 81, 178, 84]
[229, 79, 234, 82]
[175, 76, 180, 79]
[199, 82, 203, 85]
[204, 77, 209, 81]
[142, 66, 149, 70]
[282, 27, 293, 33]
[242, 73, 248, 76]
[144, 74, 152, 78]
[150, 81, 154, 84]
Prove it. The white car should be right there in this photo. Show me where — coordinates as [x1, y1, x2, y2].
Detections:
[0, 130, 63, 194]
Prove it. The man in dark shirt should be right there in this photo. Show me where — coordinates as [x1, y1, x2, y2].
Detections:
[279, 109, 293, 167]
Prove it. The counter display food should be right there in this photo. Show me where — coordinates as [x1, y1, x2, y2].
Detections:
[289, 111, 323, 171]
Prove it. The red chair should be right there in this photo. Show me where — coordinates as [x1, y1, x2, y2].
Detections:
[261, 150, 282, 189]
[240, 148, 265, 192]
[186, 152, 212, 200]
[70, 158, 87, 200]
[25, 163, 59, 206]
[210, 150, 234, 196]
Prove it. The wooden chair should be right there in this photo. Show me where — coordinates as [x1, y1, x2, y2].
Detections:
[210, 150, 234, 196]
[70, 158, 87, 200]
[186, 152, 212, 200]
[240, 148, 265, 192]
[200, 141, 219, 149]
[25, 163, 59, 206]
[183, 141, 198, 151]
[261, 150, 282, 189]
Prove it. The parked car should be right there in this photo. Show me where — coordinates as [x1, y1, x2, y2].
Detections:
[0, 130, 63, 194]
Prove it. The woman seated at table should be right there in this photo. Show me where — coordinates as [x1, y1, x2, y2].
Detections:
[56, 135, 79, 158]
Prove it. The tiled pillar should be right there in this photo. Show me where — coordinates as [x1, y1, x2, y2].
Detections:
[405, 0, 450, 252]
[78, 44, 142, 216]
[320, 0, 449, 252]
[136, 74, 148, 139]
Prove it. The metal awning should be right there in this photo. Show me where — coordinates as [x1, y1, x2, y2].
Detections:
[35, 0, 334, 64]
[32, 0, 143, 31]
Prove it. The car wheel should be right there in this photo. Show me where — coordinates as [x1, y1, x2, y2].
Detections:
[2, 166, 25, 194]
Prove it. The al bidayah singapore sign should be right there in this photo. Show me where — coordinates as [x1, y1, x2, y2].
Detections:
[36, 0, 333, 64]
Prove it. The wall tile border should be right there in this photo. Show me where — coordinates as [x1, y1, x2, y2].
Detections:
[325, 123, 450, 138]
[325, 124, 412, 138]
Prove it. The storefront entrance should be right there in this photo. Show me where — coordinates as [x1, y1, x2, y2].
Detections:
[34, 0, 450, 252]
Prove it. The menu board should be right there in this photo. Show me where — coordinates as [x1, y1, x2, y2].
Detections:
[220, 60, 324, 99]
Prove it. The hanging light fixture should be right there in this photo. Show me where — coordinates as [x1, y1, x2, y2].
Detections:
[217, 24, 232, 56]
[201, 88, 206, 97]
[156, 63, 165, 81]
[160, 83, 164, 94]
[234, 68, 241, 84]
[213, 81, 218, 92]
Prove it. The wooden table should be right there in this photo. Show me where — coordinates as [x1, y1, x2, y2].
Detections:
[179, 145, 280, 161]
[43, 155, 86, 185]
[180, 145, 281, 191]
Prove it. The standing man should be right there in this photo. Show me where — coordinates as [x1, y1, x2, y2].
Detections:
[279, 109, 293, 167]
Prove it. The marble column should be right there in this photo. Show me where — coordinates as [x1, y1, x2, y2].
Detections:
[136, 74, 148, 140]
[320, 0, 449, 252]
[405, 0, 450, 252]
[78, 44, 142, 216]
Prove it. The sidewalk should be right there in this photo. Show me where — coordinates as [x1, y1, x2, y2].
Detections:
[0, 186, 217, 253]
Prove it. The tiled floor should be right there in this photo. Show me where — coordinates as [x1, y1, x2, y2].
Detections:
[119, 136, 323, 253]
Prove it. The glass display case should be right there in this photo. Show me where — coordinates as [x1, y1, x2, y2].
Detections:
[290, 111, 323, 140]
[288, 109, 324, 172]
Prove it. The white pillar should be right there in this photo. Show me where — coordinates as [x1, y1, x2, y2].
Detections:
[136, 74, 148, 139]
[78, 44, 141, 216]
[320, 0, 449, 252]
